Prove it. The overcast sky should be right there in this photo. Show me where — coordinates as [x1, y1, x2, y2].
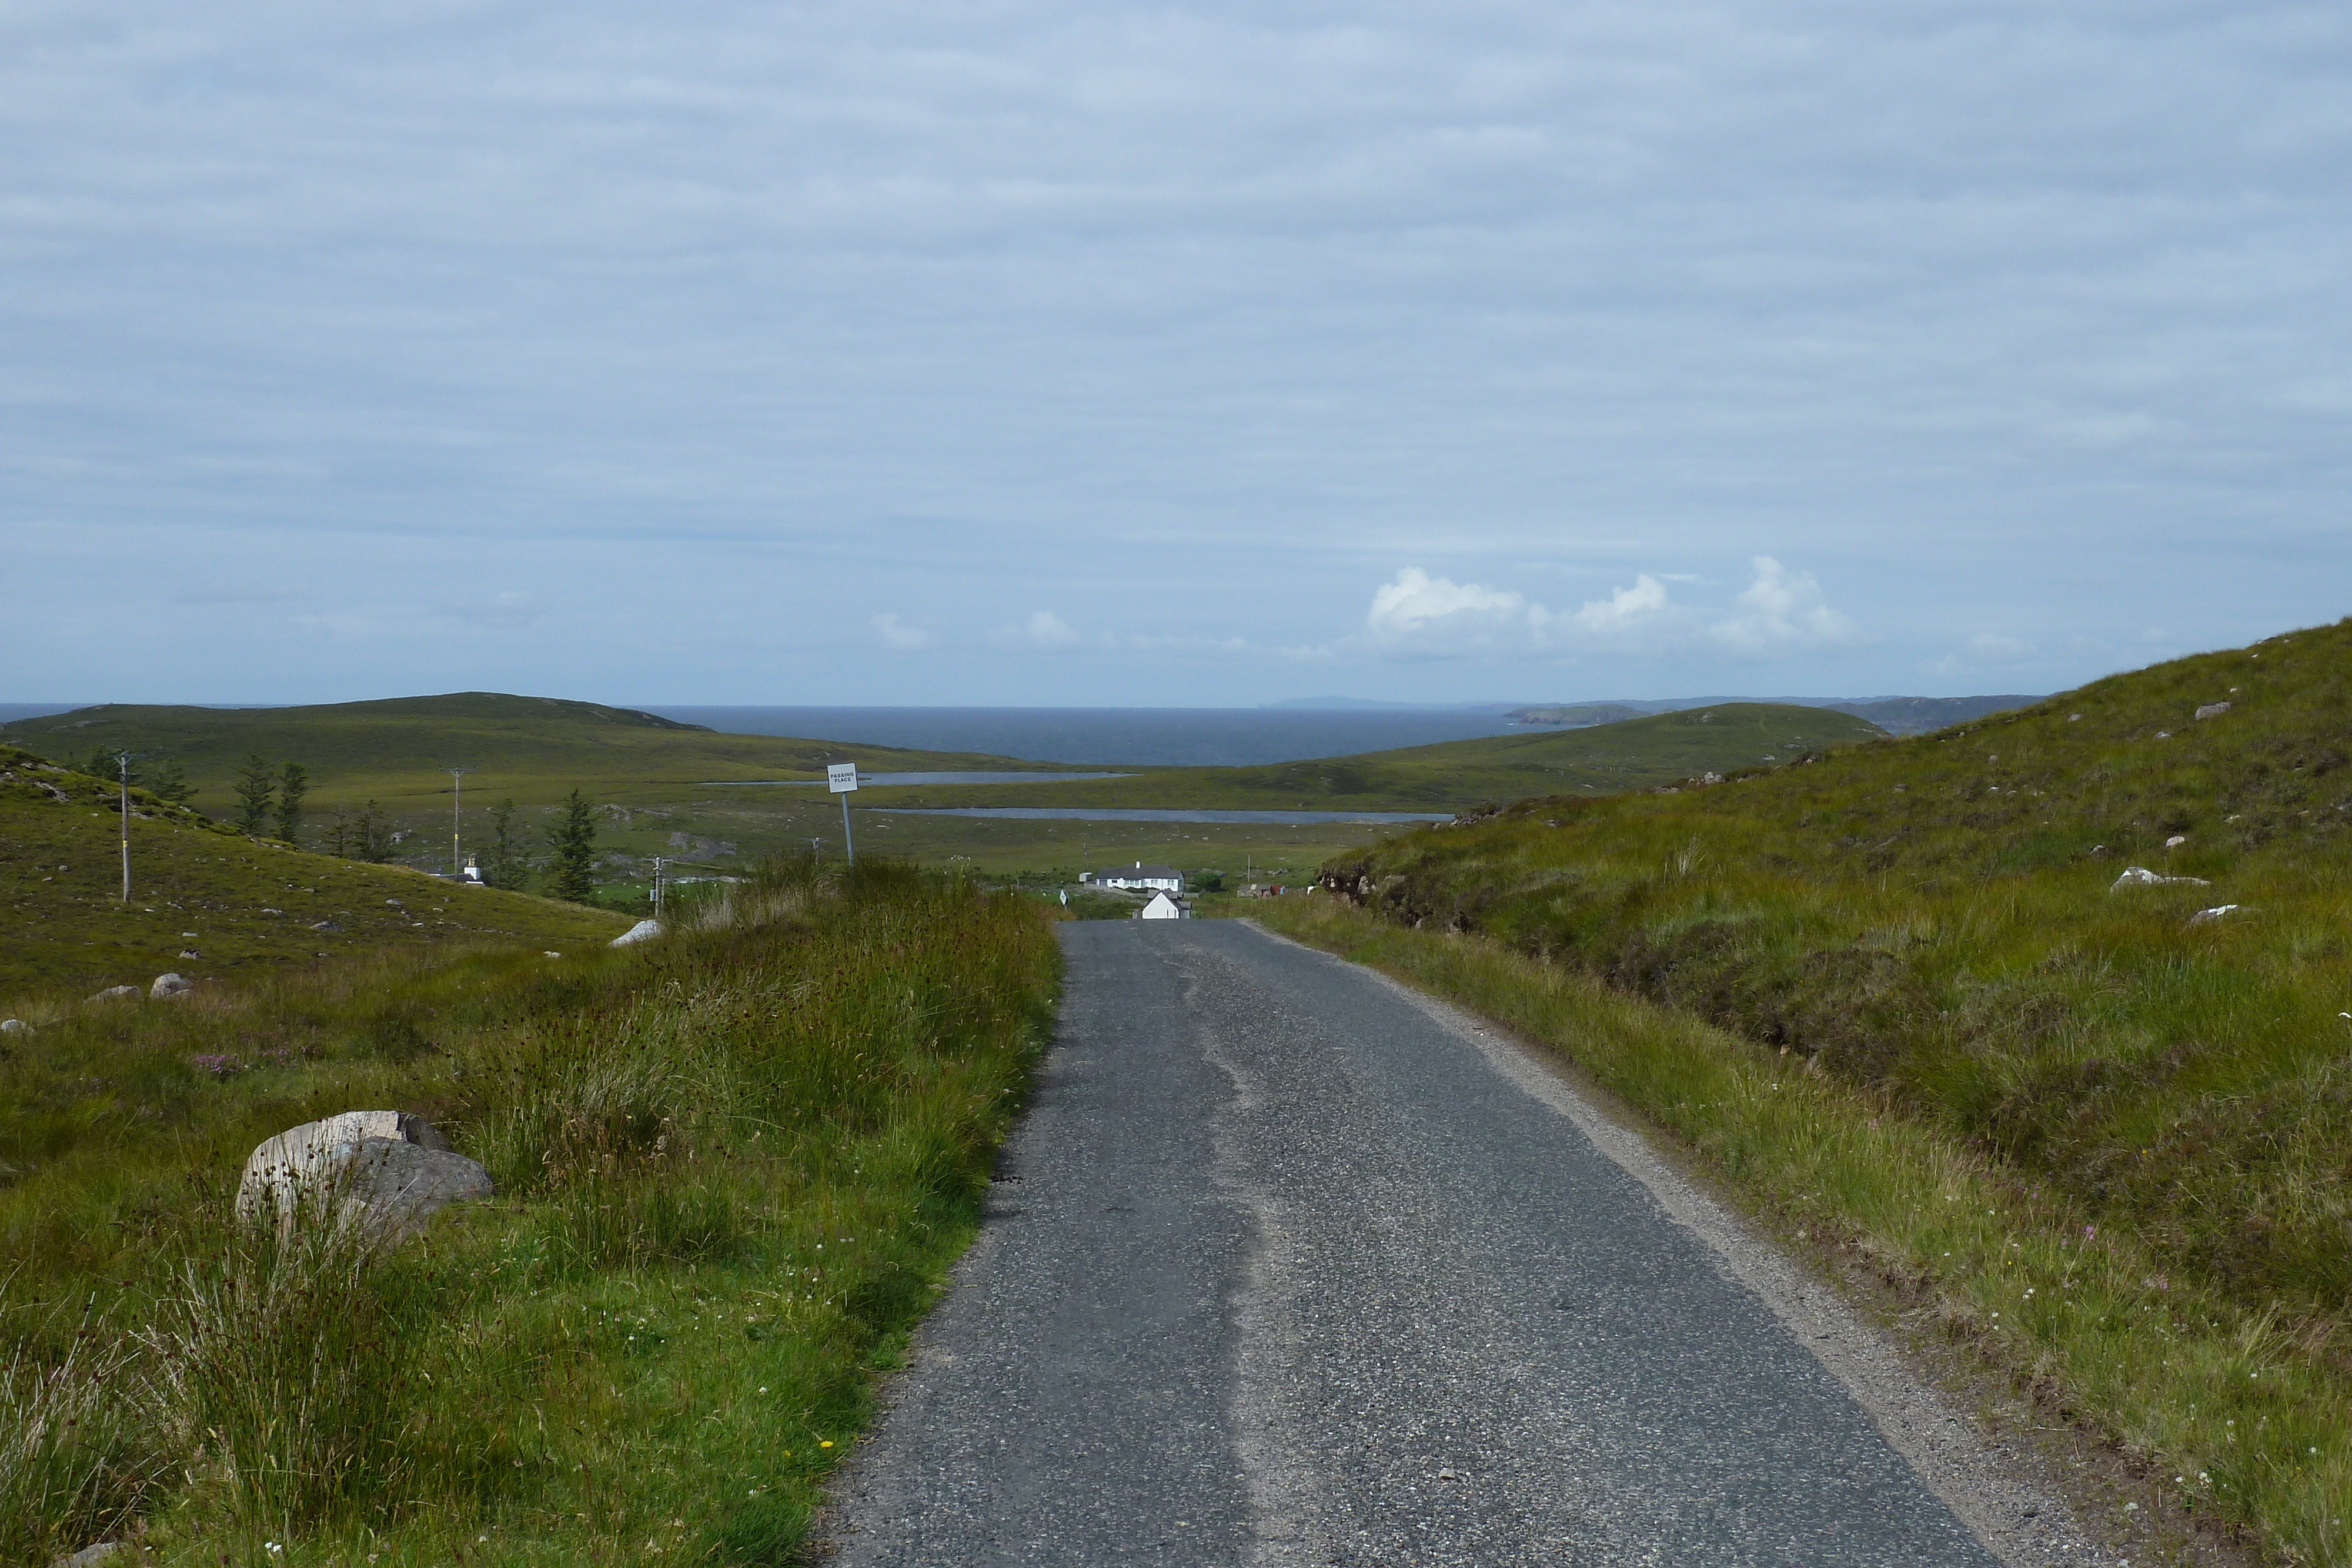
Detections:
[5, 1, 2347, 707]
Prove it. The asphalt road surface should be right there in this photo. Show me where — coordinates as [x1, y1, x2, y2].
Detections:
[823, 920, 2090, 1566]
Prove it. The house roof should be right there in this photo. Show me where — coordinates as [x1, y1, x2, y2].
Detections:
[1095, 864, 1180, 881]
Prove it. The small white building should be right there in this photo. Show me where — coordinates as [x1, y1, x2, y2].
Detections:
[1137, 891, 1185, 920]
[1089, 861, 1182, 892]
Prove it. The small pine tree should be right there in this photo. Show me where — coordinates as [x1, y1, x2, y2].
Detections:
[353, 800, 400, 864]
[323, 808, 351, 858]
[273, 763, 310, 842]
[232, 753, 277, 835]
[146, 758, 195, 806]
[483, 799, 529, 889]
[545, 788, 598, 903]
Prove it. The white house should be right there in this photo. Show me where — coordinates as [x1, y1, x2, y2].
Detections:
[1088, 861, 1182, 892]
[1138, 891, 1185, 920]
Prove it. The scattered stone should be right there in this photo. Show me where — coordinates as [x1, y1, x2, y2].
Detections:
[86, 985, 139, 1003]
[2067, 713, 2083, 722]
[178, 949, 200, 959]
[2195, 701, 2231, 720]
[260, 907, 283, 915]
[2164, 834, 2187, 848]
[52, 1542, 123, 1568]
[1, 1018, 31, 1035]
[611, 918, 664, 947]
[544, 951, 562, 958]
[237, 1111, 487, 1247]
[311, 920, 343, 932]
[150, 973, 194, 999]
[2188, 905, 2242, 926]
[2110, 866, 2211, 891]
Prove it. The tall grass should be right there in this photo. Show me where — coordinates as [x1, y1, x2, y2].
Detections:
[0, 855, 1057, 1562]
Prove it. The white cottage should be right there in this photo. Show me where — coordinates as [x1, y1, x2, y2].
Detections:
[1137, 891, 1185, 920]
[1088, 861, 1182, 892]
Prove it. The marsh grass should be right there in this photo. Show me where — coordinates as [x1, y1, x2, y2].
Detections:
[1, 854, 1057, 1563]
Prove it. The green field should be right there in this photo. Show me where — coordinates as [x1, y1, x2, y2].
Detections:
[1299, 617, 2352, 1563]
[1, 858, 1058, 1564]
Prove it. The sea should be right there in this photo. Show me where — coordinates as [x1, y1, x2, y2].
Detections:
[648, 707, 1528, 767]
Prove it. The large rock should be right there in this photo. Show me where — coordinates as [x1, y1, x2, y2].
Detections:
[150, 972, 194, 999]
[237, 1111, 490, 1248]
[611, 918, 664, 947]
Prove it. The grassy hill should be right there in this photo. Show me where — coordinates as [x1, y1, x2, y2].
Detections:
[0, 744, 624, 998]
[906, 702, 1886, 811]
[0, 693, 1071, 813]
[1293, 617, 2352, 1557]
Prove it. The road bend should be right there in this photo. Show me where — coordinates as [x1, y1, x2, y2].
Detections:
[822, 919, 2084, 1566]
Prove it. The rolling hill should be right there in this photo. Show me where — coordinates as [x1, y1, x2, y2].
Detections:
[0, 744, 626, 997]
[0, 692, 1076, 813]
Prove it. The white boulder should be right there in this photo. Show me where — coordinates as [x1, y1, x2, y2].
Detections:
[2194, 701, 2231, 720]
[611, 918, 664, 947]
[2110, 866, 2211, 891]
[86, 985, 139, 1003]
[0, 1018, 31, 1036]
[150, 972, 194, 999]
[2187, 904, 2242, 926]
[237, 1111, 490, 1248]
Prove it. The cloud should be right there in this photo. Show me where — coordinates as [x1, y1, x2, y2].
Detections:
[872, 612, 935, 650]
[993, 609, 1080, 649]
[1707, 558, 1855, 657]
[1355, 558, 1854, 662]
[1366, 568, 1534, 648]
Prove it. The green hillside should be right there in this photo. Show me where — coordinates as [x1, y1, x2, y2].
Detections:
[0, 744, 625, 998]
[1318, 618, 2352, 1315]
[0, 693, 1070, 813]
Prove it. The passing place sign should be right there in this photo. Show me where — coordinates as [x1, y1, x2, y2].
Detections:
[827, 763, 858, 793]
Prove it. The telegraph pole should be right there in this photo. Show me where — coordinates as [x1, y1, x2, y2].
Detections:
[115, 752, 133, 901]
[447, 768, 473, 877]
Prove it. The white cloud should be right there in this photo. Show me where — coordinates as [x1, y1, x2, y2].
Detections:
[1568, 574, 1676, 640]
[872, 612, 935, 650]
[1707, 557, 1855, 657]
[1366, 568, 1534, 648]
[998, 609, 1079, 648]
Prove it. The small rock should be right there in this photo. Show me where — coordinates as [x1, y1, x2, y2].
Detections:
[260, 907, 283, 915]
[611, 918, 664, 947]
[178, 949, 200, 959]
[311, 920, 343, 932]
[2067, 713, 2082, 722]
[0, 1018, 31, 1035]
[2164, 834, 2187, 848]
[86, 985, 140, 1003]
[2195, 701, 2231, 720]
[2188, 905, 2241, 926]
[544, 951, 562, 958]
[150, 973, 194, 999]
[52, 1542, 123, 1568]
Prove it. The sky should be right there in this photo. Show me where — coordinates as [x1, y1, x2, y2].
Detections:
[5, 0, 2348, 708]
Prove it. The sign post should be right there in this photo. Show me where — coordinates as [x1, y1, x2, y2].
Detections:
[827, 763, 858, 866]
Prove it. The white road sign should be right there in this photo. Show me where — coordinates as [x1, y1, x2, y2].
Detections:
[827, 763, 858, 793]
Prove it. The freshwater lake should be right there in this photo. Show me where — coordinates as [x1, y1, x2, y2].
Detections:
[873, 807, 1453, 824]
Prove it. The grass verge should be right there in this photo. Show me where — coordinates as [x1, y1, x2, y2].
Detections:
[1, 855, 1057, 1566]
[1251, 896, 2346, 1567]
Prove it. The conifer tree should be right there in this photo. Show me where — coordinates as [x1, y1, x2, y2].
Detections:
[273, 763, 310, 842]
[483, 799, 529, 889]
[232, 754, 277, 834]
[546, 788, 598, 902]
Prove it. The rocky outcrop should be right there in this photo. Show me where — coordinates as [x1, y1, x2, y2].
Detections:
[237, 1111, 491, 1248]
[611, 918, 664, 947]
